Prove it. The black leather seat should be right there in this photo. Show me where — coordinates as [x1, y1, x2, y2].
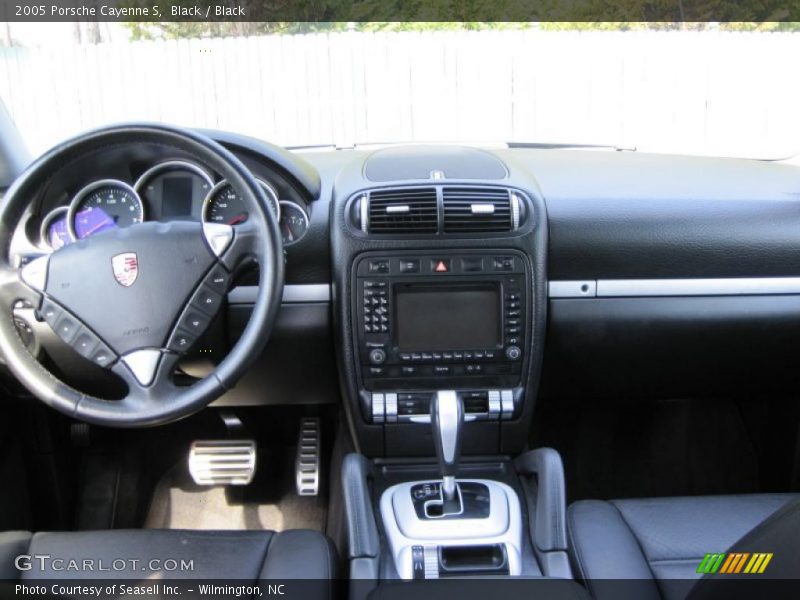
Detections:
[567, 494, 799, 600]
[1, 529, 335, 590]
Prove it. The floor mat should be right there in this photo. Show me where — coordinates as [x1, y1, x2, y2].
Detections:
[531, 398, 761, 503]
[145, 445, 326, 531]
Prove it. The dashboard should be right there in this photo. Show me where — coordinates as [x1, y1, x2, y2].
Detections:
[5, 127, 800, 458]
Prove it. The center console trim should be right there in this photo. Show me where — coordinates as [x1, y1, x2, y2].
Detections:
[380, 478, 523, 580]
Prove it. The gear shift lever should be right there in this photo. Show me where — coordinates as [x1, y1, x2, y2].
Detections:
[431, 390, 463, 505]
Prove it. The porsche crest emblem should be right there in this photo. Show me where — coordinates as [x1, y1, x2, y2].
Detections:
[112, 252, 139, 287]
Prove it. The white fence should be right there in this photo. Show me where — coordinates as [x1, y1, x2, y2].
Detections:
[1, 30, 799, 158]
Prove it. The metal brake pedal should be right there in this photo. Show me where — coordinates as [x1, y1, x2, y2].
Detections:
[189, 440, 256, 486]
[295, 418, 321, 496]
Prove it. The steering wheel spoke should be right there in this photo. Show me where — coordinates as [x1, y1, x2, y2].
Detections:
[112, 349, 180, 397]
[0, 256, 47, 307]
[217, 218, 261, 271]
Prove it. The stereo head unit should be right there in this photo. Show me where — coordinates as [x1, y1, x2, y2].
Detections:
[353, 251, 529, 392]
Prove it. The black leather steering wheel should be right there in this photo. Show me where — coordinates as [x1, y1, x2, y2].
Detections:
[0, 124, 284, 427]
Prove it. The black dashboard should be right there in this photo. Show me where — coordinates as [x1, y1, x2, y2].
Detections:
[6, 128, 800, 457]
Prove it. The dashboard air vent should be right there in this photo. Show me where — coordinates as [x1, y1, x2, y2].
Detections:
[367, 188, 438, 234]
[442, 187, 518, 233]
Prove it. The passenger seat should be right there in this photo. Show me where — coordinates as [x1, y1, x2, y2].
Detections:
[567, 494, 799, 599]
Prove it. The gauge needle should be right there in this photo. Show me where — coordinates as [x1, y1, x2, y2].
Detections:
[282, 222, 294, 241]
[227, 213, 248, 226]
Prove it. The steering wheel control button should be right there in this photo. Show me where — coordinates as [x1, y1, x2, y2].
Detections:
[20, 255, 49, 292]
[168, 329, 196, 353]
[72, 330, 98, 358]
[122, 349, 162, 386]
[191, 285, 223, 316]
[53, 313, 81, 344]
[90, 344, 115, 367]
[181, 310, 211, 333]
[202, 223, 234, 257]
[205, 265, 231, 293]
[38, 299, 62, 327]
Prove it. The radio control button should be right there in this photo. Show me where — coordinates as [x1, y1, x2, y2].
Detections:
[506, 345, 522, 361]
[507, 337, 519, 345]
[400, 353, 412, 361]
[454, 352, 464, 361]
[369, 367, 385, 376]
[421, 352, 433, 361]
[433, 365, 451, 375]
[380, 325, 388, 332]
[411, 353, 422, 361]
[474, 351, 484, 359]
[432, 352, 442, 361]
[485, 350, 496, 359]
[464, 351, 473, 360]
[443, 352, 454, 360]
[369, 348, 387, 364]
[364, 324, 372, 332]
[401, 366, 417, 376]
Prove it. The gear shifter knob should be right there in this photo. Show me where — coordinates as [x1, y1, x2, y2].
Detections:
[431, 390, 463, 502]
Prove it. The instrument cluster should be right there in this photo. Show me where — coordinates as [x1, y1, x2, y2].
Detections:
[38, 159, 309, 250]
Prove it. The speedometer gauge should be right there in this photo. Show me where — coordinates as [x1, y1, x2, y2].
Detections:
[68, 180, 144, 240]
[202, 178, 280, 226]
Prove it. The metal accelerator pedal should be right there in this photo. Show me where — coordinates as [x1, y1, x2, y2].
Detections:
[188, 412, 256, 486]
[295, 418, 321, 495]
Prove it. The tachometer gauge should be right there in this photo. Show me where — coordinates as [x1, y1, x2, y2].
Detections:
[202, 178, 280, 226]
[278, 201, 309, 245]
[39, 206, 71, 250]
[68, 180, 144, 240]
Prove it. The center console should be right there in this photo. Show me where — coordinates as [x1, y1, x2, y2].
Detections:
[329, 155, 553, 592]
[378, 390, 524, 580]
[352, 249, 530, 426]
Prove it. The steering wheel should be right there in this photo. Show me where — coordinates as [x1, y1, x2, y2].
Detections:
[0, 124, 284, 427]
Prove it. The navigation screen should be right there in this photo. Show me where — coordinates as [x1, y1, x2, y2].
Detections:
[394, 284, 500, 351]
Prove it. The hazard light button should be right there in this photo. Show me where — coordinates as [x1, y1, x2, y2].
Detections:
[431, 259, 451, 273]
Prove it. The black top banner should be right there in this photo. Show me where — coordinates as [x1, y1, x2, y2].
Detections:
[2, 0, 800, 23]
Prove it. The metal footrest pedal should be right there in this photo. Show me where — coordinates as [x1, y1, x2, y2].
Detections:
[189, 440, 256, 486]
[295, 418, 321, 496]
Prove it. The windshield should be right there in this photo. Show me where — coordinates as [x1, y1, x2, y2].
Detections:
[1, 22, 799, 159]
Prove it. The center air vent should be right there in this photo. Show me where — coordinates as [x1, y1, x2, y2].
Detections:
[442, 187, 520, 233]
[366, 188, 438, 234]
